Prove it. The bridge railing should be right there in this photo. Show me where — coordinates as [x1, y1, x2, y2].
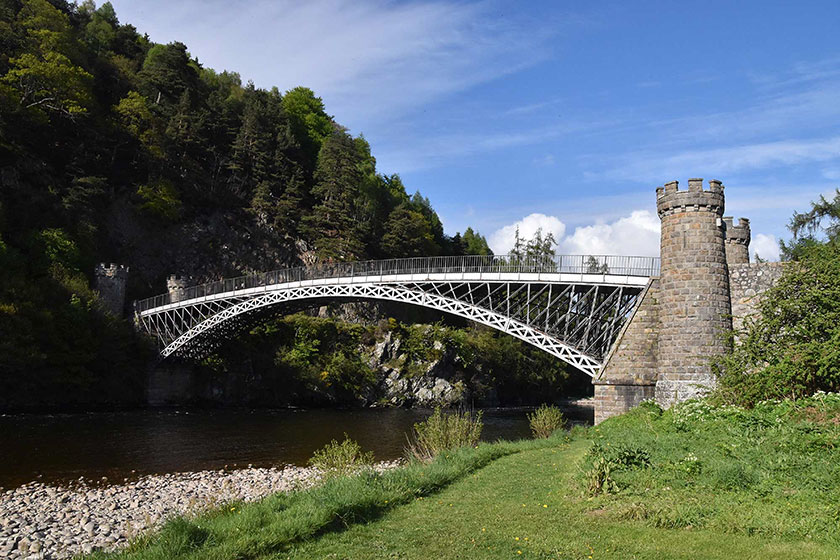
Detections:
[135, 254, 660, 313]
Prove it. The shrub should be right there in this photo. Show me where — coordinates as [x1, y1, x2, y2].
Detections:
[308, 435, 374, 478]
[406, 407, 483, 462]
[586, 456, 619, 496]
[714, 241, 840, 406]
[528, 404, 565, 438]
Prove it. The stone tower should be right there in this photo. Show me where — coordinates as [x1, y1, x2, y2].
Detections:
[95, 263, 129, 316]
[166, 275, 190, 304]
[723, 217, 751, 266]
[654, 178, 732, 406]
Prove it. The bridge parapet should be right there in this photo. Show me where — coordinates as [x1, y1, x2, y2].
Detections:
[136, 254, 660, 313]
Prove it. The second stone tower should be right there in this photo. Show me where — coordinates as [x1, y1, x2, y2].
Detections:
[655, 178, 732, 406]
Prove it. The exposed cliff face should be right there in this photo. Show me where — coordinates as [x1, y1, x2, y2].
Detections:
[366, 331, 491, 407]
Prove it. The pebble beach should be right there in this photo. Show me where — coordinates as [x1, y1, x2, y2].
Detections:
[0, 462, 400, 559]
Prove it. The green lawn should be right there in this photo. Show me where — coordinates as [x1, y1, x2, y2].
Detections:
[279, 440, 838, 560]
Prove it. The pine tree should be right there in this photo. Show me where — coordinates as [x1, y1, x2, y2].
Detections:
[303, 130, 365, 261]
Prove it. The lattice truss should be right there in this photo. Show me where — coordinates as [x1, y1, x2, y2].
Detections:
[136, 281, 644, 377]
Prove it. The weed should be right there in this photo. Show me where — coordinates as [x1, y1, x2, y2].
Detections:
[406, 407, 483, 462]
[308, 434, 374, 478]
[528, 404, 566, 439]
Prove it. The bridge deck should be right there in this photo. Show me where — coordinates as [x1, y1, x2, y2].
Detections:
[136, 255, 659, 314]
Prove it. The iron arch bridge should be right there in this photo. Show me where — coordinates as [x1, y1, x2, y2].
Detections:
[134, 255, 660, 377]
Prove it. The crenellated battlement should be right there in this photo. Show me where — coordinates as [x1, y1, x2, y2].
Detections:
[656, 178, 725, 217]
[723, 217, 751, 245]
[94, 263, 129, 316]
[167, 275, 191, 304]
[96, 263, 130, 279]
[166, 275, 190, 286]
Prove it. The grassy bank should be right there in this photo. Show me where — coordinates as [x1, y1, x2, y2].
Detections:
[89, 437, 561, 560]
[92, 395, 840, 559]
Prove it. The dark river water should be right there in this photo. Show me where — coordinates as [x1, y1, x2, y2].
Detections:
[0, 406, 592, 489]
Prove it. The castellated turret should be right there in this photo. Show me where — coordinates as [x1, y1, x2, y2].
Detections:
[655, 178, 732, 406]
[723, 217, 751, 266]
[95, 263, 129, 316]
[167, 275, 191, 304]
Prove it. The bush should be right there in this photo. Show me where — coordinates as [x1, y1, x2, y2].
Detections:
[714, 241, 840, 406]
[308, 435, 374, 478]
[528, 404, 565, 438]
[406, 407, 483, 462]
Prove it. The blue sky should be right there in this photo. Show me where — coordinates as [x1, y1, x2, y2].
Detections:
[109, 0, 840, 260]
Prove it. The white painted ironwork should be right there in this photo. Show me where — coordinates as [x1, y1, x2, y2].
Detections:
[135, 255, 659, 377]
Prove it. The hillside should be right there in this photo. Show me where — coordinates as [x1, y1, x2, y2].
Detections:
[0, 0, 573, 411]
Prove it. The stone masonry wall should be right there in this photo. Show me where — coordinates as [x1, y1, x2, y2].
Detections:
[593, 279, 659, 423]
[729, 262, 785, 333]
[598, 279, 659, 385]
[593, 384, 656, 424]
[655, 179, 732, 407]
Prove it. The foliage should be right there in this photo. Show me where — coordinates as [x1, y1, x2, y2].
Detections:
[714, 241, 840, 406]
[406, 407, 483, 462]
[585, 456, 619, 496]
[381, 206, 439, 257]
[584, 394, 840, 542]
[308, 435, 375, 479]
[781, 188, 840, 259]
[136, 180, 181, 221]
[527, 404, 565, 438]
[0, 0, 499, 408]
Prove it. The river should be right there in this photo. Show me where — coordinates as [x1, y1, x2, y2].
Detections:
[0, 406, 592, 489]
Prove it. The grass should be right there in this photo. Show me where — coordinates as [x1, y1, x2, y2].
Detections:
[89, 438, 560, 560]
[90, 394, 840, 559]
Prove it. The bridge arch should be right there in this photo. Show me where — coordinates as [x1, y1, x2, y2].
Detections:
[135, 255, 659, 377]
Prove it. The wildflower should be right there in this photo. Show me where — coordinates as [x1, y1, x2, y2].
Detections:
[517, 551, 522, 555]
[543, 504, 548, 508]
[515, 537, 520, 541]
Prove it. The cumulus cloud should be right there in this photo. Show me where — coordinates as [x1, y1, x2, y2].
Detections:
[488, 213, 566, 255]
[559, 211, 660, 256]
[489, 210, 660, 257]
[752, 233, 781, 261]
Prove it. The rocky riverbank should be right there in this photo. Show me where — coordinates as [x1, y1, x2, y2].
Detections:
[0, 462, 400, 559]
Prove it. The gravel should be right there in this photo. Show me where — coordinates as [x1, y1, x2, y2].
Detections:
[0, 461, 400, 559]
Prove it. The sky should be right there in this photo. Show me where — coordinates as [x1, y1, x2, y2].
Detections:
[108, 0, 840, 261]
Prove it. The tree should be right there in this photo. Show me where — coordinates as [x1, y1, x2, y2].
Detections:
[282, 86, 333, 169]
[138, 42, 200, 108]
[381, 206, 439, 257]
[781, 188, 840, 260]
[462, 227, 492, 255]
[303, 130, 366, 261]
[2, 50, 92, 118]
[585, 255, 609, 274]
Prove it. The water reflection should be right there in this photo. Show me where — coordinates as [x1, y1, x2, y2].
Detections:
[0, 406, 591, 489]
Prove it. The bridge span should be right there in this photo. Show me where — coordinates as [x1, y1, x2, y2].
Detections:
[135, 255, 660, 377]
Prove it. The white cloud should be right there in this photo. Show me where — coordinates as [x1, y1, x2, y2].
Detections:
[488, 213, 566, 255]
[559, 210, 660, 257]
[752, 233, 781, 262]
[489, 210, 660, 257]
